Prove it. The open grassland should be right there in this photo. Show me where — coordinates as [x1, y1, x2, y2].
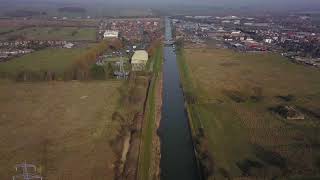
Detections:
[0, 27, 17, 34]
[0, 18, 99, 28]
[0, 80, 122, 180]
[179, 48, 320, 179]
[0, 48, 89, 77]
[0, 40, 117, 81]
[0, 27, 97, 41]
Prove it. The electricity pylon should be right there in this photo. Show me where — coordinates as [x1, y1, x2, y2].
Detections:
[12, 161, 43, 180]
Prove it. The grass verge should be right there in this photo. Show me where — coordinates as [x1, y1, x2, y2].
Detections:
[137, 44, 163, 180]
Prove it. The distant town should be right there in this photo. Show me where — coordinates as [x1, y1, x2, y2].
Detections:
[172, 14, 320, 67]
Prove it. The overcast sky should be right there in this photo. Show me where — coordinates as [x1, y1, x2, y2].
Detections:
[2, 0, 320, 11]
[7, 0, 320, 5]
[81, 0, 320, 11]
[81, 0, 320, 6]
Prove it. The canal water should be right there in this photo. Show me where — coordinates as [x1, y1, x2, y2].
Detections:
[159, 17, 200, 180]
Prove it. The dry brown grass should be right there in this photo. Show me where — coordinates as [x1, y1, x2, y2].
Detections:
[184, 49, 320, 101]
[182, 48, 320, 178]
[0, 80, 122, 180]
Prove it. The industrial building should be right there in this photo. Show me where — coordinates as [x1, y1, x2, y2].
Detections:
[103, 30, 119, 38]
[131, 50, 148, 71]
[63, 43, 74, 48]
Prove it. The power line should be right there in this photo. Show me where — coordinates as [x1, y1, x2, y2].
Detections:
[114, 55, 129, 79]
[12, 161, 43, 180]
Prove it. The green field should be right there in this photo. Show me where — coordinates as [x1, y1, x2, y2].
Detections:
[104, 56, 129, 62]
[0, 48, 88, 76]
[0, 27, 16, 34]
[0, 27, 97, 41]
[178, 48, 320, 179]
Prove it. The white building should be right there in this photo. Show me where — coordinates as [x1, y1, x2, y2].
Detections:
[131, 50, 148, 71]
[103, 30, 119, 38]
[264, 39, 273, 44]
[231, 31, 241, 35]
[64, 43, 74, 48]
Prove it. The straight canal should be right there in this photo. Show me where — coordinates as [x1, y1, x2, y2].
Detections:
[159, 17, 200, 180]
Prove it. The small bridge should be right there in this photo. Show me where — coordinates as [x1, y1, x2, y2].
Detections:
[164, 40, 175, 45]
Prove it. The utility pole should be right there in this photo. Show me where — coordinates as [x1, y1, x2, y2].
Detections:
[119, 56, 124, 76]
[114, 54, 129, 79]
[12, 161, 43, 180]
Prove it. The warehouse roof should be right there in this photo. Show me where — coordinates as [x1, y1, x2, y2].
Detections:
[131, 50, 148, 64]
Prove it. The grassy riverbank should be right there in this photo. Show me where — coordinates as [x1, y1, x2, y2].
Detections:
[177, 46, 320, 179]
[137, 44, 163, 180]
